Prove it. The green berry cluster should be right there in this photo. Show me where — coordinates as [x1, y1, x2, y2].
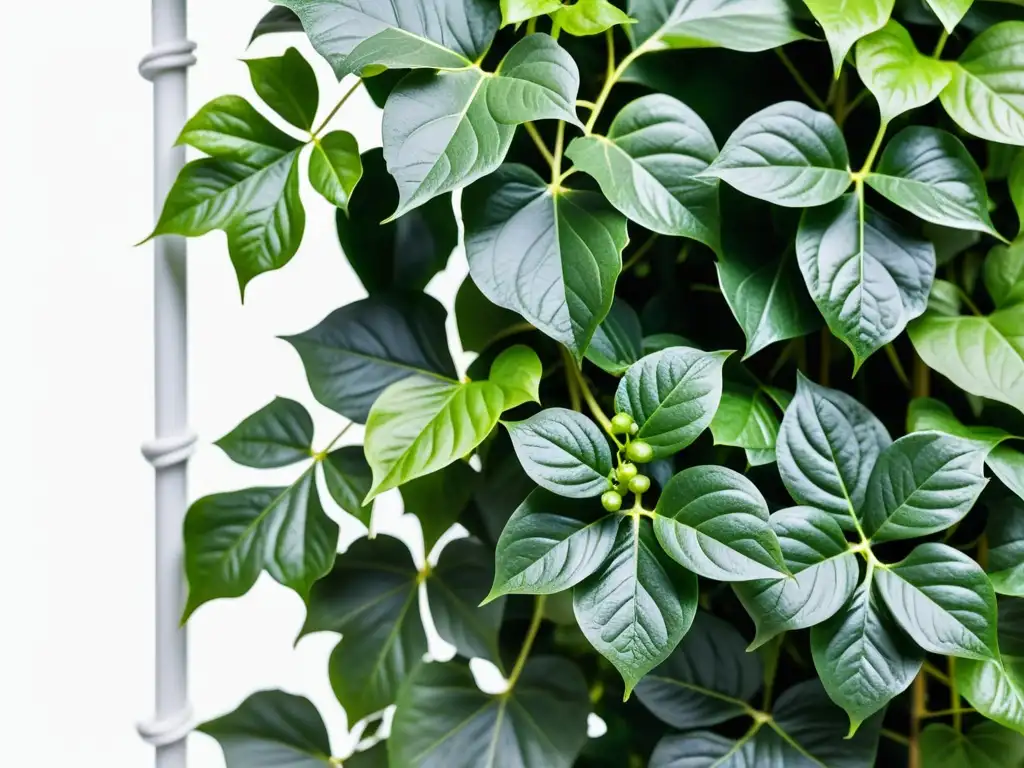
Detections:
[602, 412, 653, 512]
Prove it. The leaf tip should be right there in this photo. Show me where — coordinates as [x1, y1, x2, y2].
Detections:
[845, 717, 863, 739]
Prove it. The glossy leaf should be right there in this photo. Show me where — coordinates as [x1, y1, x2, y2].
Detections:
[921, 722, 1024, 768]
[614, 347, 730, 458]
[986, 240, 1024, 308]
[400, 461, 478, 552]
[957, 601, 1024, 735]
[855, 21, 952, 122]
[215, 397, 314, 468]
[556, 0, 635, 36]
[906, 397, 1008, 448]
[573, 516, 699, 695]
[309, 131, 362, 212]
[464, 164, 627, 360]
[735, 506, 860, 649]
[700, 102, 851, 208]
[709, 370, 787, 459]
[653, 465, 787, 581]
[566, 94, 720, 250]
[283, 293, 457, 423]
[250, 7, 303, 44]
[322, 446, 374, 525]
[488, 489, 621, 600]
[990, 445, 1024, 504]
[455, 277, 525, 354]
[776, 374, 892, 531]
[802, 0, 895, 76]
[987, 496, 1024, 596]
[177, 95, 301, 165]
[364, 377, 504, 500]
[628, 0, 808, 53]
[925, 0, 973, 32]
[502, 0, 564, 25]
[245, 47, 319, 131]
[505, 408, 614, 498]
[585, 297, 643, 375]
[489, 344, 542, 410]
[876, 542, 999, 660]
[866, 126, 1001, 237]
[183, 471, 338, 618]
[797, 193, 936, 367]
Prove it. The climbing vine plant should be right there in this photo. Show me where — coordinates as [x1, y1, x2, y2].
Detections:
[155, 1, 1024, 766]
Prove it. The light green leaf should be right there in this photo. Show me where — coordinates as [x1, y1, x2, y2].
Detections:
[803, 0, 896, 76]
[389, 658, 590, 768]
[400, 462, 477, 552]
[654, 465, 786, 581]
[198, 691, 332, 767]
[797, 193, 936, 368]
[502, 0, 564, 25]
[585, 298, 643, 375]
[777, 373, 892, 531]
[364, 377, 504, 501]
[1012, 151, 1024, 235]
[699, 102, 851, 208]
[574, 516, 698, 695]
[489, 344, 542, 410]
[322, 446, 374, 525]
[990, 445, 1024, 504]
[735, 506, 860, 649]
[215, 397, 314, 468]
[710, 367, 787, 457]
[929, 278, 964, 316]
[245, 47, 319, 131]
[957, 600, 1024, 735]
[301, 536, 426, 722]
[505, 408, 614, 497]
[909, 305, 1024, 416]
[922, 722, 1024, 768]
[855, 20, 952, 122]
[556, 0, 635, 36]
[628, 0, 808, 53]
[183, 471, 338, 619]
[177, 95, 302, 165]
[309, 131, 362, 212]
[565, 94, 720, 249]
[866, 127, 1002, 237]
[276, 0, 499, 76]
[464, 164, 627, 360]
[923, 0, 973, 33]
[614, 347, 730, 458]
[861, 432, 988, 542]
[987, 495, 1024, 596]
[986, 240, 1024, 308]
[906, 397, 1009, 448]
[487, 488, 621, 600]
[876, 542, 999, 660]
[940, 21, 1024, 146]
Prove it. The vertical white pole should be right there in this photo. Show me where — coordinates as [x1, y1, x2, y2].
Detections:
[138, 0, 197, 766]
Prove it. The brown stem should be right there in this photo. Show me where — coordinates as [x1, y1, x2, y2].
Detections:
[909, 674, 926, 768]
[912, 355, 931, 399]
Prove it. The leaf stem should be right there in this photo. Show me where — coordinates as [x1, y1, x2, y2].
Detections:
[314, 421, 354, 460]
[948, 657, 962, 732]
[857, 121, 889, 176]
[909, 674, 926, 768]
[912, 354, 931, 399]
[882, 729, 911, 747]
[566, 356, 615, 434]
[775, 48, 826, 111]
[837, 89, 870, 127]
[920, 707, 975, 719]
[552, 121, 566, 184]
[623, 234, 660, 272]
[933, 30, 950, 58]
[957, 286, 984, 317]
[527, 17, 538, 36]
[923, 661, 951, 686]
[576, 99, 597, 110]
[585, 31, 647, 134]
[564, 350, 583, 412]
[883, 344, 911, 390]
[312, 78, 362, 139]
[506, 595, 546, 690]
[525, 122, 556, 168]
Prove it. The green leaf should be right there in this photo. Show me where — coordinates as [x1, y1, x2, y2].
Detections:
[803, 0, 896, 76]
[309, 131, 362, 212]
[383, 35, 581, 217]
[425, 538, 505, 664]
[777, 374, 892, 532]
[699, 102, 850, 208]
[855, 21, 952, 123]
[614, 347, 730, 459]
[487, 489, 622, 600]
[811, 575, 924, 730]
[198, 691, 332, 767]
[505, 408, 614, 498]
[389, 657, 590, 768]
[986, 240, 1024, 308]
[735, 506, 860, 649]
[861, 432, 988, 542]
[1011, 152, 1024, 235]
[573, 516, 698, 695]
[364, 377, 505, 501]
[400, 461, 478, 552]
[283, 293, 457, 423]
[987, 496, 1024, 596]
[322, 446, 374, 525]
[876, 542, 999, 660]
[653, 465, 787, 581]
[990, 445, 1024, 504]
[921, 722, 1024, 768]
[177, 95, 302, 165]
[924, 0, 973, 32]
[585, 297, 643, 375]
[929, 278, 965, 316]
[489, 344, 542, 410]
[634, 610, 762, 728]
[709, 368, 787, 457]
[628, 0, 808, 53]
[464, 164, 627, 360]
[455, 277, 525, 354]
[277, 0, 499, 76]
[556, 0, 635, 36]
[866, 127, 1002, 238]
[502, 0, 564, 25]
[940, 21, 1024, 146]
[245, 47, 319, 131]
[214, 397, 314, 468]
[957, 601, 1024, 735]
[909, 305, 1024, 416]
[336, 149, 457, 294]
[649, 732, 737, 767]
[250, 7, 303, 45]
[565, 94, 720, 249]
[906, 397, 1008, 448]
[797, 193, 936, 367]
[183, 470, 339, 619]
[717, 247, 822, 359]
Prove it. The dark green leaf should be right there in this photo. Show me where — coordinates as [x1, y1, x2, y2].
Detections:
[986, 240, 1024, 308]
[400, 461, 478, 552]
[585, 298, 643, 375]
[309, 131, 362, 212]
[628, 0, 808, 53]
[322, 446, 374, 525]
[177, 95, 301, 165]
[214, 397, 314, 468]
[455, 276, 525, 354]
[245, 47, 319, 131]
[489, 344, 542, 410]
[987, 496, 1024, 596]
[921, 722, 1024, 768]
[250, 7, 303, 45]
[803, 0, 895, 75]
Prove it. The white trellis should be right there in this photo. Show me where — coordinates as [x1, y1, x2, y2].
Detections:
[137, 0, 196, 765]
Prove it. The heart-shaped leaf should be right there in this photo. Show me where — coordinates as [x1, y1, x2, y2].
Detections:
[802, 0, 895, 76]
[987, 496, 1024, 596]
[322, 446, 374, 525]
[957, 601, 1024, 735]
[245, 47, 319, 131]
[556, 0, 635, 36]
[489, 344, 543, 410]
[628, 0, 808, 53]
[176, 95, 301, 165]
[309, 131, 362, 212]
[921, 722, 1024, 768]
[924, 0, 972, 33]
[464, 164, 627, 360]
[614, 347, 730, 458]
[215, 397, 314, 468]
[585, 297, 643, 375]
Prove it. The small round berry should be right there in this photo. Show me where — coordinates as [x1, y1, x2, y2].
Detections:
[610, 412, 634, 434]
[601, 490, 623, 512]
[629, 423, 639, 435]
[628, 474, 651, 494]
[626, 440, 654, 463]
[617, 462, 638, 482]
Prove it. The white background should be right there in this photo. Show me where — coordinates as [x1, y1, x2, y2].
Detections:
[6, 1, 474, 765]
